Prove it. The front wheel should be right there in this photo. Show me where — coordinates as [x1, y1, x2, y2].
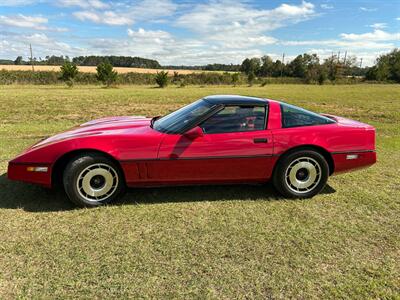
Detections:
[273, 150, 329, 198]
[63, 153, 125, 207]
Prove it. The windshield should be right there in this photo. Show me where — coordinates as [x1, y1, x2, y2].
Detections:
[153, 99, 214, 133]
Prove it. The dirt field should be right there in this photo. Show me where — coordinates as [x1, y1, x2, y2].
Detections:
[0, 65, 220, 74]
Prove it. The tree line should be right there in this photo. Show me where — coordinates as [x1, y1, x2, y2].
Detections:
[240, 49, 399, 83]
[12, 55, 161, 69]
[2, 48, 399, 84]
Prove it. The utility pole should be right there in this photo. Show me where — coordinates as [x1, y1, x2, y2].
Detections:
[359, 58, 363, 68]
[29, 44, 34, 71]
[281, 53, 285, 77]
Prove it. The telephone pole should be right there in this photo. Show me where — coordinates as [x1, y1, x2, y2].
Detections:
[359, 58, 363, 68]
[280, 53, 285, 77]
[29, 44, 35, 71]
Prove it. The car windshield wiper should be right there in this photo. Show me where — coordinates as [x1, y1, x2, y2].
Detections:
[150, 116, 160, 128]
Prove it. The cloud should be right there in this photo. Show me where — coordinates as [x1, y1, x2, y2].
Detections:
[57, 0, 109, 9]
[0, 14, 68, 31]
[340, 29, 400, 42]
[369, 23, 387, 30]
[73, 11, 132, 25]
[282, 39, 395, 50]
[0, 0, 41, 6]
[127, 28, 172, 41]
[284, 29, 399, 49]
[0, 14, 47, 29]
[320, 4, 333, 9]
[72, 0, 177, 26]
[0, 0, 395, 67]
[0, 32, 86, 59]
[84, 27, 268, 65]
[176, 0, 315, 49]
[360, 7, 377, 12]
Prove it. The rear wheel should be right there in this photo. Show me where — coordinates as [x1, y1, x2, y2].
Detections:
[273, 150, 329, 198]
[63, 153, 125, 207]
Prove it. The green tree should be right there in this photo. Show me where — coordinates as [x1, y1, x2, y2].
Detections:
[288, 55, 306, 78]
[259, 55, 274, 77]
[96, 61, 118, 87]
[272, 60, 285, 77]
[317, 67, 327, 85]
[303, 54, 320, 83]
[60, 61, 79, 87]
[155, 71, 169, 88]
[363, 49, 400, 82]
[240, 57, 261, 75]
[14, 56, 23, 65]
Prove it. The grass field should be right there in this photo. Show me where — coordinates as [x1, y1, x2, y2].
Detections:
[0, 65, 223, 75]
[0, 84, 399, 298]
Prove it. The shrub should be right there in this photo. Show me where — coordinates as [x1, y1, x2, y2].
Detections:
[179, 80, 186, 88]
[96, 61, 118, 87]
[318, 72, 326, 85]
[155, 71, 169, 88]
[247, 71, 256, 86]
[60, 61, 79, 87]
[231, 73, 239, 86]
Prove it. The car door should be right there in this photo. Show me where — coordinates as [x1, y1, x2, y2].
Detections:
[147, 105, 274, 183]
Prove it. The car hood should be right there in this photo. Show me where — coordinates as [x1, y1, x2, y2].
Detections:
[32, 116, 152, 149]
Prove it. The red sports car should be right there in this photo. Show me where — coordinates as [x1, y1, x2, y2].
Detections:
[8, 95, 376, 207]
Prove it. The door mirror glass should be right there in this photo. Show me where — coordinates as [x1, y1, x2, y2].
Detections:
[184, 126, 204, 139]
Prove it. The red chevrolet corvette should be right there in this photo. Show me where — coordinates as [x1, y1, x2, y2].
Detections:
[8, 95, 376, 207]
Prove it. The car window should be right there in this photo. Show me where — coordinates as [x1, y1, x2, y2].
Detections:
[280, 103, 336, 128]
[153, 99, 213, 133]
[200, 105, 266, 134]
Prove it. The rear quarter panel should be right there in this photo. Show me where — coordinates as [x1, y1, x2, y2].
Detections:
[272, 124, 375, 155]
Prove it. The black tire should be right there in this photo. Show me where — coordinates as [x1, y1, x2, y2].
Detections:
[63, 153, 125, 207]
[272, 149, 329, 198]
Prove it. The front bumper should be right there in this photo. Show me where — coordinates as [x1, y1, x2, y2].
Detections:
[7, 162, 52, 187]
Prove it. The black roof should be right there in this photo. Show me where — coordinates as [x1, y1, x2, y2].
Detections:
[203, 95, 268, 106]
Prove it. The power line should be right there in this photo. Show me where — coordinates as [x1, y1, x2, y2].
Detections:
[29, 44, 34, 72]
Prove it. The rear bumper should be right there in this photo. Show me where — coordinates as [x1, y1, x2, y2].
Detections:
[332, 150, 376, 174]
[7, 162, 52, 187]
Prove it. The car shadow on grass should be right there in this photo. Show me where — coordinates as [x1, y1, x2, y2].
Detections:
[0, 173, 336, 212]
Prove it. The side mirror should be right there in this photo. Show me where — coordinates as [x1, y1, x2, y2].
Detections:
[184, 126, 204, 139]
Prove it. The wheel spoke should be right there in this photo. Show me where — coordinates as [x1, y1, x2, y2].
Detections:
[285, 156, 322, 194]
[76, 163, 119, 202]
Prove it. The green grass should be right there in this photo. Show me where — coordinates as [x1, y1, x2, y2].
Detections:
[0, 84, 399, 298]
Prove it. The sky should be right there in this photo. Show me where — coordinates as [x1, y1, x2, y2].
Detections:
[0, 0, 399, 66]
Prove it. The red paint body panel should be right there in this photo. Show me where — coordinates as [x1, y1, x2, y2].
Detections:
[332, 151, 377, 174]
[8, 98, 376, 189]
[7, 162, 52, 187]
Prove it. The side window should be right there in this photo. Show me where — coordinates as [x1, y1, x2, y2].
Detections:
[281, 103, 336, 128]
[200, 105, 266, 134]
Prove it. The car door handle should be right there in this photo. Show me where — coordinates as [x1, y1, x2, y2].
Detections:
[253, 138, 268, 143]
